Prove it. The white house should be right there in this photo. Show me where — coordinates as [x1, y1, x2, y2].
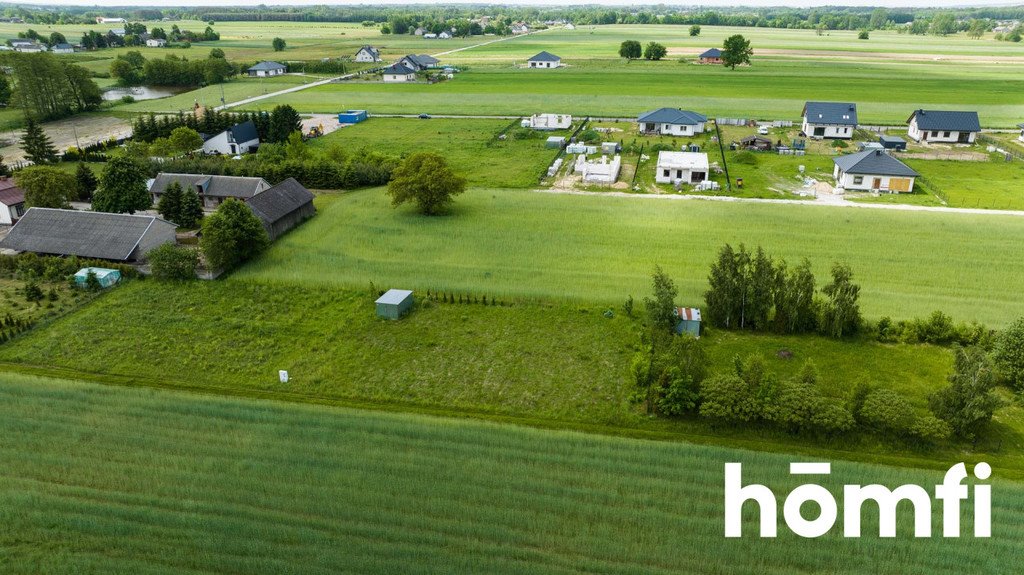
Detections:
[438, 31, 452, 40]
[11, 40, 45, 53]
[802, 102, 857, 139]
[637, 108, 707, 136]
[202, 121, 260, 156]
[145, 38, 167, 48]
[655, 152, 709, 185]
[354, 45, 381, 63]
[522, 114, 572, 130]
[511, 23, 530, 35]
[382, 63, 417, 83]
[0, 178, 26, 226]
[833, 150, 918, 193]
[907, 109, 981, 144]
[51, 43, 74, 54]
[399, 54, 439, 71]
[423, 33, 438, 39]
[527, 51, 561, 68]
[247, 61, 286, 77]
[96, 17, 126, 24]
[574, 155, 621, 184]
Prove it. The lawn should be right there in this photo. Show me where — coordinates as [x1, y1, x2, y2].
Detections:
[236, 190, 1024, 326]
[310, 117, 560, 187]
[1, 373, 1021, 574]
[910, 158, 1024, 210]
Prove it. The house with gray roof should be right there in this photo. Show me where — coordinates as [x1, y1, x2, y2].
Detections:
[528, 51, 561, 68]
[802, 102, 858, 140]
[0, 208, 176, 261]
[698, 48, 722, 64]
[383, 62, 417, 83]
[907, 109, 981, 144]
[638, 108, 707, 136]
[0, 178, 26, 226]
[354, 45, 381, 63]
[244, 178, 316, 241]
[833, 150, 919, 193]
[399, 54, 439, 71]
[149, 173, 271, 209]
[247, 61, 286, 77]
[202, 121, 260, 156]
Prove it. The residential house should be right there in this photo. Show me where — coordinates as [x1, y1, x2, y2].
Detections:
[655, 152, 709, 185]
[382, 63, 417, 83]
[247, 61, 286, 77]
[833, 150, 918, 193]
[574, 155, 621, 184]
[96, 17, 126, 24]
[202, 121, 260, 156]
[698, 48, 722, 64]
[145, 38, 167, 48]
[354, 45, 381, 63]
[527, 51, 561, 68]
[511, 22, 530, 35]
[413, 27, 426, 36]
[802, 102, 857, 139]
[906, 109, 981, 144]
[522, 114, 572, 130]
[244, 177, 316, 241]
[399, 54, 439, 71]
[0, 208, 176, 262]
[638, 108, 707, 136]
[149, 173, 271, 209]
[0, 178, 26, 225]
[51, 43, 74, 54]
[11, 40, 45, 53]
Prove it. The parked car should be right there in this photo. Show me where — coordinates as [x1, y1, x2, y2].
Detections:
[418, 113, 432, 119]
[758, 126, 770, 135]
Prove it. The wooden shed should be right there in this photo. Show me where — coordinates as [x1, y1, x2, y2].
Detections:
[675, 307, 702, 338]
[376, 289, 414, 319]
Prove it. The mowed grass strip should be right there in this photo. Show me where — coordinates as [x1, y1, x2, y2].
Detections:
[0, 374, 1021, 574]
[237, 189, 1024, 326]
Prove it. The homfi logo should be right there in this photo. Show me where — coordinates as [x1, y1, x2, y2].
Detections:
[724, 462, 991, 538]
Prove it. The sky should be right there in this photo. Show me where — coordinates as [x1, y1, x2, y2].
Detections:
[18, 1, 1024, 8]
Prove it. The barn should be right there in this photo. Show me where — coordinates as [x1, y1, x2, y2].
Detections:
[0, 208, 176, 262]
[376, 289, 414, 319]
[244, 178, 317, 241]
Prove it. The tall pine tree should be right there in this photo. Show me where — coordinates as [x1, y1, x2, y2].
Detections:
[20, 118, 58, 165]
[74, 162, 97, 201]
[157, 181, 184, 223]
[177, 185, 204, 229]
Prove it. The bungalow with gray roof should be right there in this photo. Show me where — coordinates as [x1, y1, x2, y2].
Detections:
[833, 150, 919, 193]
[247, 61, 286, 77]
[0, 208, 176, 261]
[383, 62, 417, 83]
[354, 45, 381, 63]
[528, 51, 561, 68]
[638, 108, 707, 136]
[698, 48, 722, 64]
[802, 102, 857, 139]
[399, 54, 439, 71]
[907, 109, 981, 144]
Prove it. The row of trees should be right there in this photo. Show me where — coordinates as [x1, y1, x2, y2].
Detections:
[111, 51, 235, 87]
[81, 23, 219, 50]
[704, 244, 861, 338]
[132, 105, 301, 145]
[2, 52, 101, 121]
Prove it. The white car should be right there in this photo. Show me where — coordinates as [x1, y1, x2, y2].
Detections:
[758, 126, 770, 135]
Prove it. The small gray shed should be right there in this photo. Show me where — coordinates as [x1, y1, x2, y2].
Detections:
[878, 135, 907, 151]
[546, 136, 566, 149]
[376, 289, 414, 319]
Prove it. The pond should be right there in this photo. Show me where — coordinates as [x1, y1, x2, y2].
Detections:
[102, 86, 188, 102]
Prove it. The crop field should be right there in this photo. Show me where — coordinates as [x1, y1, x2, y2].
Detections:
[1, 373, 1021, 574]
[235, 190, 1024, 326]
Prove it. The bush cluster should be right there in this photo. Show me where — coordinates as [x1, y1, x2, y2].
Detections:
[0, 253, 140, 282]
[873, 311, 991, 347]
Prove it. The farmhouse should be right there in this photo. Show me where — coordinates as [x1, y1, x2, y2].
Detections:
[907, 110, 980, 144]
[399, 54, 440, 71]
[802, 102, 857, 139]
[698, 48, 722, 64]
[202, 121, 260, 156]
[149, 173, 271, 209]
[675, 307, 702, 337]
[51, 43, 74, 54]
[382, 63, 417, 83]
[522, 114, 572, 130]
[244, 178, 316, 241]
[0, 208, 176, 262]
[438, 31, 452, 40]
[376, 289, 414, 319]
[354, 45, 381, 63]
[833, 150, 918, 193]
[655, 152, 709, 185]
[638, 108, 707, 136]
[511, 22, 530, 35]
[0, 178, 26, 225]
[145, 38, 167, 48]
[527, 51, 561, 68]
[247, 61, 286, 77]
[574, 155, 621, 184]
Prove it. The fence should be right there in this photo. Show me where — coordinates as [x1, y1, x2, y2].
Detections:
[539, 116, 590, 183]
[977, 134, 1024, 162]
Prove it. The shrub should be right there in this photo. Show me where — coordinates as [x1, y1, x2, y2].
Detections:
[994, 318, 1024, 392]
[732, 151, 757, 165]
[149, 244, 199, 281]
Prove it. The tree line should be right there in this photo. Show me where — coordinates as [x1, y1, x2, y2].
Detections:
[111, 50, 235, 87]
[0, 52, 100, 121]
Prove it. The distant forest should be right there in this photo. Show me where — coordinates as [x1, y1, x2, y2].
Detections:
[2, 4, 1024, 33]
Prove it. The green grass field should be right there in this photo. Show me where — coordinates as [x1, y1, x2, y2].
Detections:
[912, 158, 1024, 210]
[2, 373, 1021, 574]
[235, 190, 1024, 326]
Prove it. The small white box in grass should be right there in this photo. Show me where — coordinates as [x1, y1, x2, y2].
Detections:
[279, 370, 289, 383]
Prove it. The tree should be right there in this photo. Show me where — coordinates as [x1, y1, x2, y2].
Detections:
[0, 155, 10, 178]
[775, 258, 817, 334]
[272, 37, 286, 51]
[157, 181, 184, 224]
[177, 185, 205, 229]
[268, 104, 302, 143]
[868, 8, 888, 30]
[6, 53, 101, 120]
[858, 30, 870, 40]
[967, 19, 988, 39]
[48, 32, 67, 46]
[689, 25, 701, 37]
[209, 47, 225, 58]
[167, 126, 203, 155]
[643, 42, 667, 61]
[285, 131, 309, 160]
[200, 199, 269, 271]
[994, 318, 1024, 392]
[74, 162, 97, 201]
[644, 265, 678, 333]
[0, 75, 11, 107]
[149, 244, 199, 281]
[819, 262, 860, 338]
[618, 40, 642, 60]
[15, 166, 76, 209]
[930, 12, 957, 36]
[386, 152, 467, 215]
[930, 346, 1005, 439]
[721, 34, 753, 70]
[93, 154, 151, 214]
[20, 118, 58, 165]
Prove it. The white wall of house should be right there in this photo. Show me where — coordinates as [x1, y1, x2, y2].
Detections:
[250, 68, 283, 77]
[384, 72, 416, 83]
[802, 120, 854, 139]
[641, 122, 705, 136]
[0, 203, 23, 225]
[146, 39, 166, 47]
[574, 155, 621, 184]
[354, 49, 379, 62]
[655, 166, 708, 185]
[908, 120, 977, 143]
[528, 60, 559, 68]
[833, 166, 915, 192]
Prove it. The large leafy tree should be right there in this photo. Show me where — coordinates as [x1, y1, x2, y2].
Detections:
[644, 265, 678, 333]
[15, 166, 76, 208]
[93, 154, 151, 214]
[618, 40, 641, 59]
[818, 263, 861, 338]
[20, 117, 58, 165]
[643, 42, 667, 61]
[167, 127, 203, 155]
[386, 152, 466, 215]
[931, 346, 1005, 438]
[993, 318, 1024, 392]
[268, 105, 302, 143]
[721, 34, 753, 70]
[272, 37, 286, 51]
[5, 53, 101, 120]
[199, 199, 269, 271]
